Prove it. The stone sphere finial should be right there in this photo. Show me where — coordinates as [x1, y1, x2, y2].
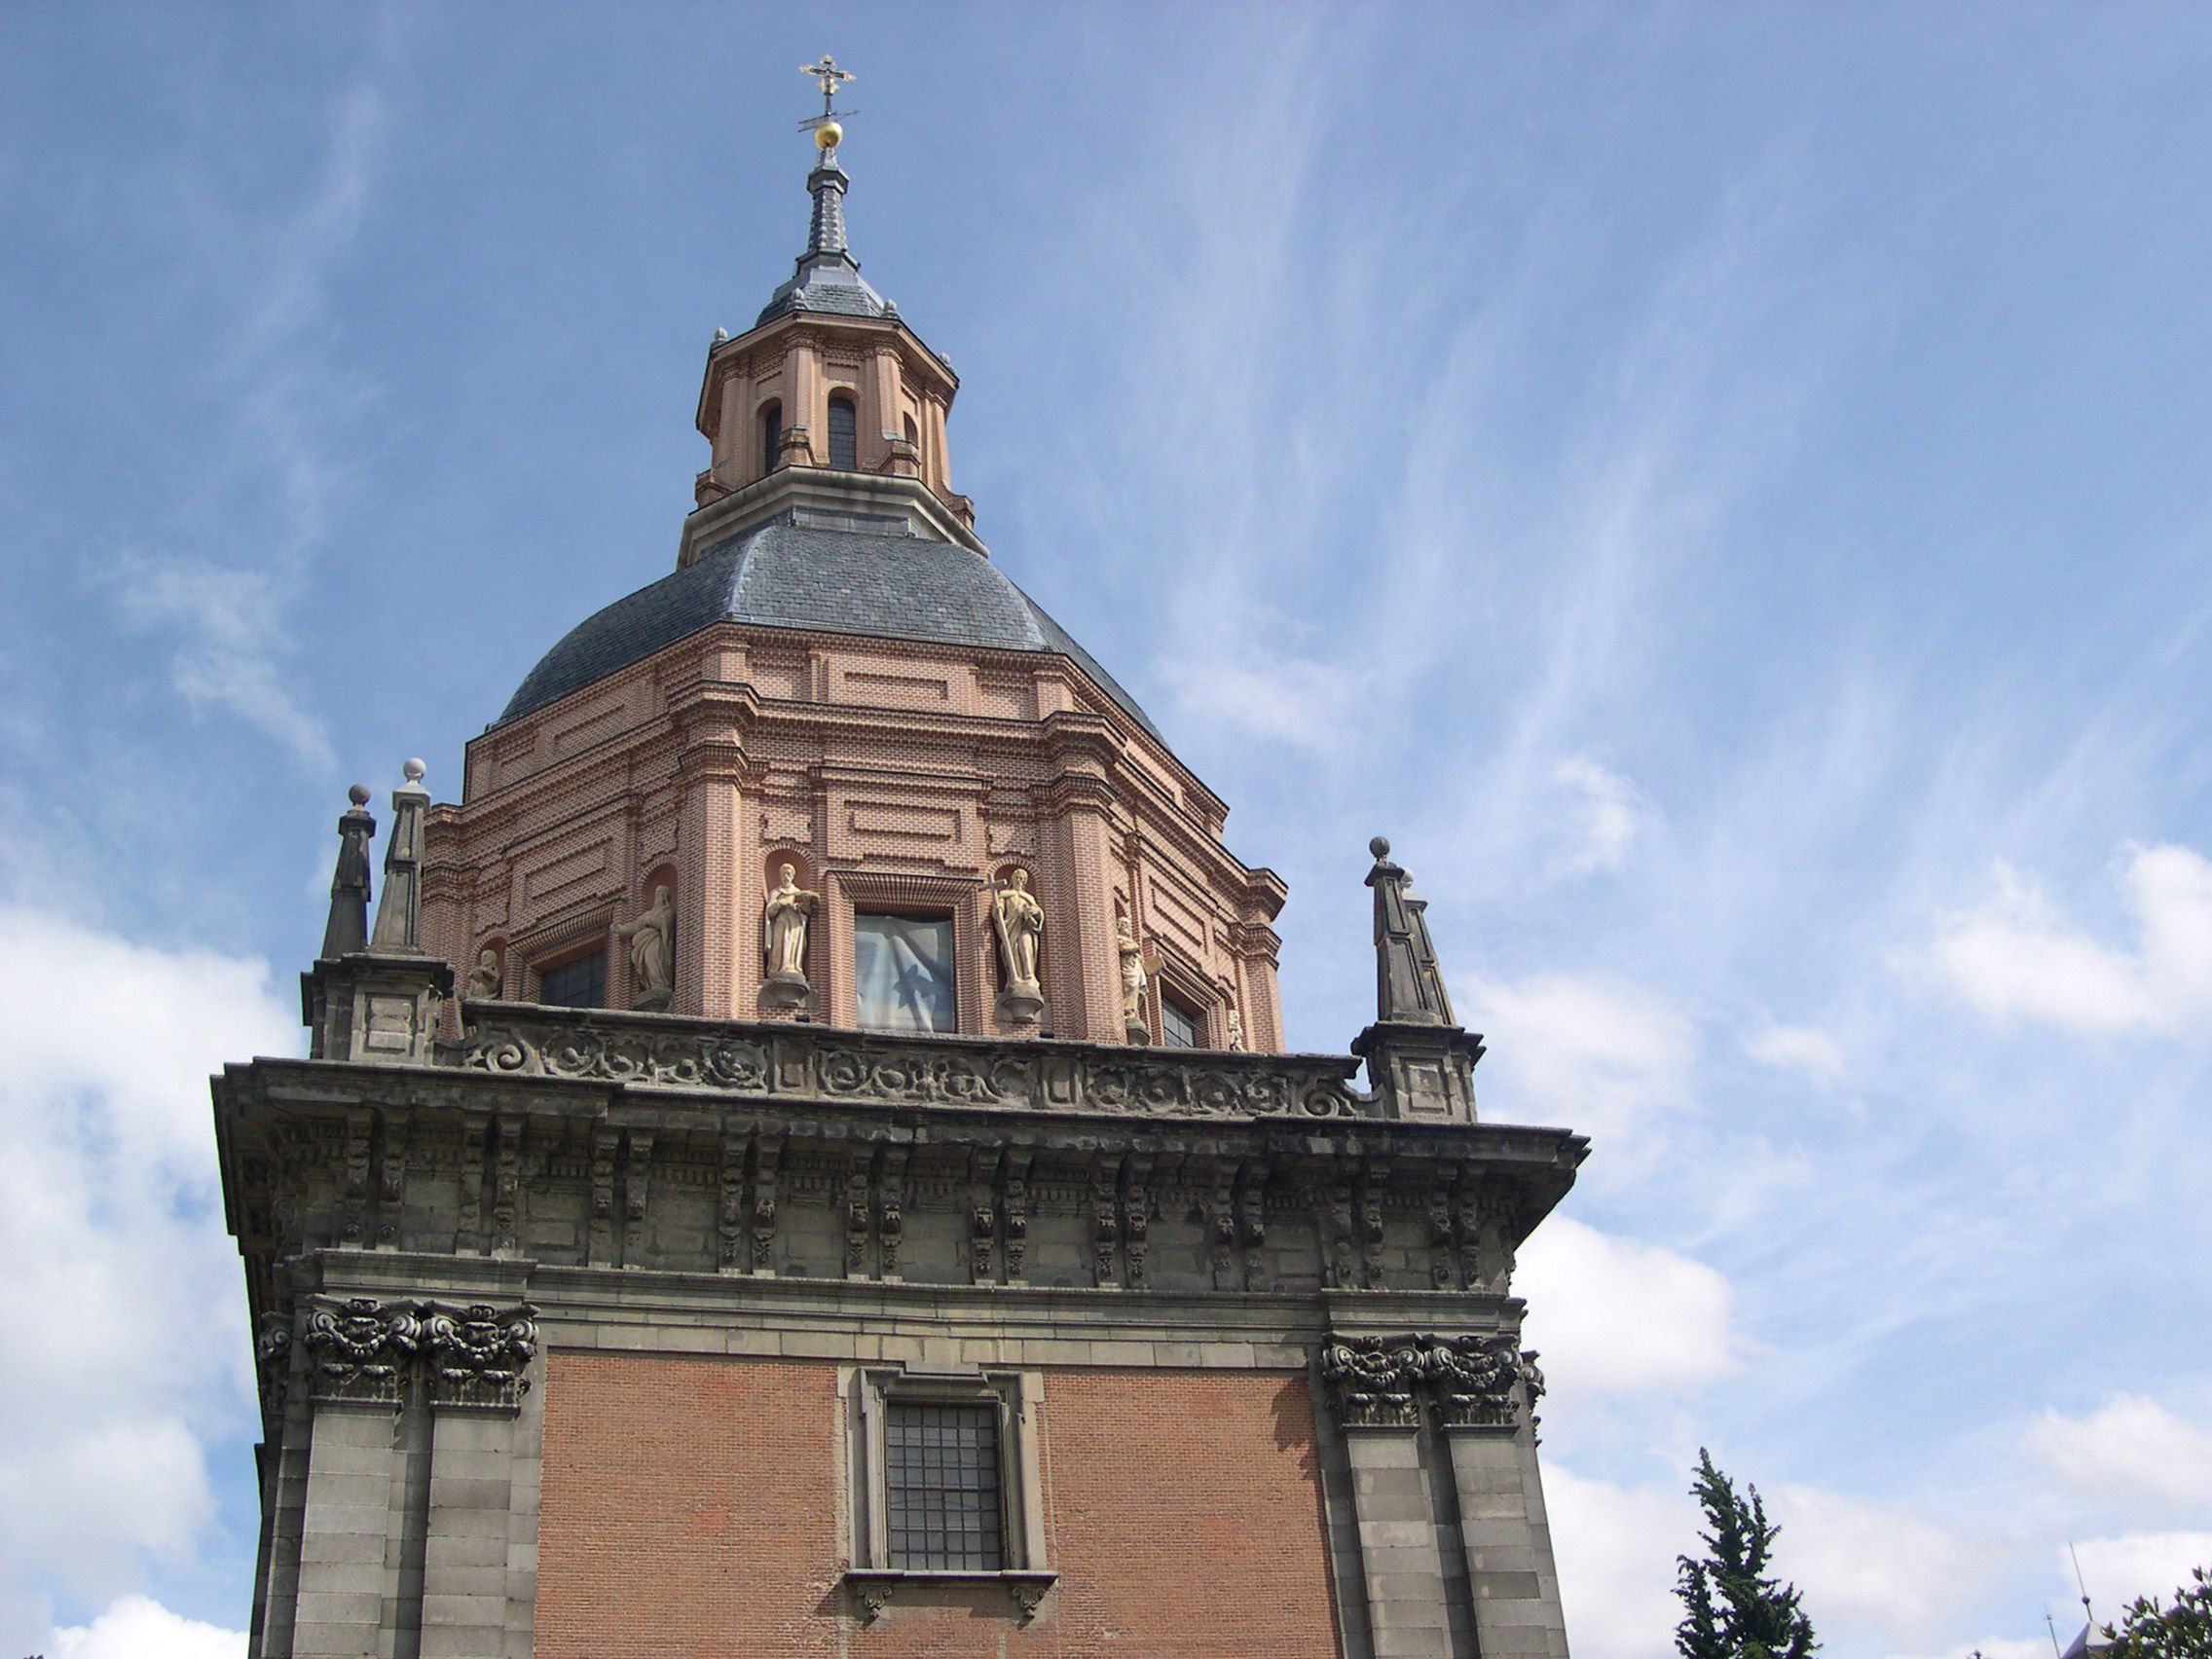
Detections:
[348, 783, 371, 807]
[402, 757, 427, 785]
[1369, 835, 1391, 860]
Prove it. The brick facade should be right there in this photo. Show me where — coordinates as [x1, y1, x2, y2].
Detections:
[536, 1352, 1341, 1658]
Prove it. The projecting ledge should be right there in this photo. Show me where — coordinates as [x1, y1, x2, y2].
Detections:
[841, 1567, 1056, 1625]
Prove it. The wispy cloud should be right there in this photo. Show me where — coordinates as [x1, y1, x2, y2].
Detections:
[104, 74, 390, 776]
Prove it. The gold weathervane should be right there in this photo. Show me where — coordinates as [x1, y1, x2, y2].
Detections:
[799, 55, 856, 152]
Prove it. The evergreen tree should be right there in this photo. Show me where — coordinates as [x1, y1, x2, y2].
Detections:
[1675, 1449, 1819, 1659]
[2104, 1566, 2212, 1659]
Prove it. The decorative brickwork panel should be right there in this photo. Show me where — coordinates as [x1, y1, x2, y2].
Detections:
[534, 1352, 1343, 1658]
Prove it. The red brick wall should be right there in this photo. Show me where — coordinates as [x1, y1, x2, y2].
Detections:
[535, 1351, 1342, 1658]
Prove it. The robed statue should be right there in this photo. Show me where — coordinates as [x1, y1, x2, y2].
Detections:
[991, 868, 1045, 995]
[762, 860, 821, 986]
[614, 883, 675, 1008]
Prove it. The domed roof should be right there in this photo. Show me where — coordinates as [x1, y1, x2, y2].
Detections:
[497, 513, 1162, 742]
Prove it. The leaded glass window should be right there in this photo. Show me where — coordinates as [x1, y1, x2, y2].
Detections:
[885, 1402, 1004, 1571]
[828, 393, 858, 470]
[854, 913, 956, 1032]
[538, 951, 604, 1009]
[1161, 994, 1199, 1049]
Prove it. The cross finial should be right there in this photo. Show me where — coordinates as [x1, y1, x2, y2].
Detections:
[801, 55, 854, 118]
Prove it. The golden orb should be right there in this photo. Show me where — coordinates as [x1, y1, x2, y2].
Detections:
[814, 120, 842, 150]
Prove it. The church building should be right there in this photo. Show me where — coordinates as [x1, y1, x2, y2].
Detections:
[214, 64, 1588, 1659]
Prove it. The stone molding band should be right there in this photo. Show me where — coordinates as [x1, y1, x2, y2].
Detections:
[459, 1004, 1363, 1120]
[276, 1295, 539, 1414]
[1320, 1331, 1544, 1431]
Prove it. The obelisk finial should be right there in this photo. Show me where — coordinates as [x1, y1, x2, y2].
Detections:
[319, 783, 377, 960]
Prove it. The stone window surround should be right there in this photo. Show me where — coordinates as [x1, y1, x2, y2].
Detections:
[827, 868, 988, 1036]
[841, 1361, 1054, 1625]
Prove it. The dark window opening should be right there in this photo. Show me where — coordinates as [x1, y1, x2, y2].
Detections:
[538, 951, 605, 1010]
[885, 1402, 1004, 1571]
[828, 393, 858, 470]
[759, 401, 782, 476]
[1161, 995, 1200, 1050]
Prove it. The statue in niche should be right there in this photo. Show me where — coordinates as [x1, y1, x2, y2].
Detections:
[1114, 920, 1161, 1043]
[465, 948, 502, 1001]
[760, 859, 821, 1011]
[1224, 1006, 1246, 1051]
[991, 868, 1047, 1025]
[614, 883, 675, 1010]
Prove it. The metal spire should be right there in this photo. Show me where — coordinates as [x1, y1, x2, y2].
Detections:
[753, 55, 892, 326]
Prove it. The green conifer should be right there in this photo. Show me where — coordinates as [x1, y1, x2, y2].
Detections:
[1675, 1449, 1819, 1659]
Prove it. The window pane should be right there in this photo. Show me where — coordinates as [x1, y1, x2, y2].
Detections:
[854, 914, 956, 1032]
[885, 1402, 1003, 1571]
[760, 402, 781, 475]
[828, 395, 858, 470]
[539, 952, 604, 1009]
[1161, 996, 1198, 1049]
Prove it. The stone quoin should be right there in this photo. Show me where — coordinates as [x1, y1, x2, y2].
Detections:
[214, 59, 1588, 1659]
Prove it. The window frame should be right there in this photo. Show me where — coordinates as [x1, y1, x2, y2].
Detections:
[1160, 991, 1202, 1050]
[534, 945, 606, 1010]
[827, 391, 859, 471]
[759, 399, 782, 478]
[851, 909, 960, 1035]
[844, 1365, 1053, 1623]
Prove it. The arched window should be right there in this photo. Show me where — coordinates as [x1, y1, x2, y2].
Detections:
[759, 400, 782, 477]
[903, 413, 919, 450]
[828, 393, 858, 471]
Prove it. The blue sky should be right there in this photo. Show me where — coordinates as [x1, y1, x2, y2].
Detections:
[4, 6, 2211, 1657]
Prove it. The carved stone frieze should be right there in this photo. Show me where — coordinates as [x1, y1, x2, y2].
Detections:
[1321, 1331, 1538, 1432]
[455, 1004, 1363, 1123]
[464, 1017, 769, 1091]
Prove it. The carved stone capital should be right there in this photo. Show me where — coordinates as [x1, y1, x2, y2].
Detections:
[1321, 1331, 1538, 1432]
[303, 1296, 423, 1406]
[1320, 1334, 1428, 1429]
[424, 1302, 539, 1411]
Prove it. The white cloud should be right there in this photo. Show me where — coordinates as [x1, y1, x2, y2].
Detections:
[1463, 973, 1697, 1145]
[50, 1594, 245, 1659]
[110, 556, 334, 773]
[1546, 1466, 1698, 1659]
[2071, 1532, 2212, 1621]
[0, 907, 297, 1646]
[1517, 1217, 1743, 1397]
[1924, 846, 2212, 1035]
[1552, 756, 1652, 876]
[1156, 648, 1372, 753]
[1770, 1484, 1992, 1642]
[2026, 1395, 2212, 1515]
[1885, 1639, 2047, 1659]
[1742, 1022, 1846, 1082]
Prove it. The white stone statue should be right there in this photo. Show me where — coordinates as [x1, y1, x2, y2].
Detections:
[991, 868, 1045, 995]
[1115, 920, 1161, 1038]
[762, 860, 821, 983]
[1225, 1006, 1246, 1051]
[614, 883, 675, 1007]
[465, 948, 501, 1000]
